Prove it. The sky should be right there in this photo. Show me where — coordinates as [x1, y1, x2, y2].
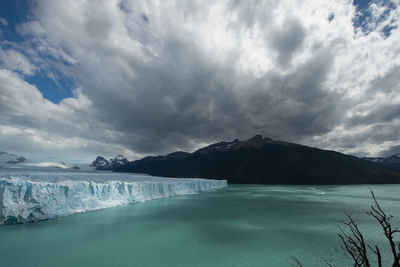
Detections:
[0, 0, 399, 163]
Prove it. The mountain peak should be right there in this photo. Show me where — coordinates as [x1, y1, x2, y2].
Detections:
[249, 134, 272, 141]
[246, 134, 273, 143]
[90, 156, 109, 167]
[194, 135, 274, 155]
[91, 155, 128, 170]
[113, 154, 127, 161]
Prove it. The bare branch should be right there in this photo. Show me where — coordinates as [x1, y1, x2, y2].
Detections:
[337, 214, 370, 267]
[289, 189, 399, 266]
[367, 189, 400, 266]
[368, 245, 382, 267]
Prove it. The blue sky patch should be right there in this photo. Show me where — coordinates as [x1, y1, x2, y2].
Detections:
[25, 70, 75, 104]
[0, 0, 30, 42]
[353, 0, 397, 38]
[0, 0, 75, 104]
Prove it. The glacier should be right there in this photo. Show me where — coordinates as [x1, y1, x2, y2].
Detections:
[0, 169, 227, 225]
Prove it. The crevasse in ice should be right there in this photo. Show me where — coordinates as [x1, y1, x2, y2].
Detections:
[0, 170, 227, 225]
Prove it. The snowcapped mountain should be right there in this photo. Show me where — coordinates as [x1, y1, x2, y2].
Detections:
[90, 156, 109, 168]
[90, 154, 129, 170]
[0, 151, 28, 164]
[110, 154, 129, 166]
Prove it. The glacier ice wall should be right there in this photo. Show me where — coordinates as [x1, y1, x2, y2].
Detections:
[0, 172, 227, 225]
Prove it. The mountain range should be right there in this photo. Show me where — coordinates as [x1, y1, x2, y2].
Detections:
[363, 154, 400, 171]
[114, 135, 400, 184]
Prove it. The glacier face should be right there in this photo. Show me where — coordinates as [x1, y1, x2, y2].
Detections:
[0, 169, 227, 225]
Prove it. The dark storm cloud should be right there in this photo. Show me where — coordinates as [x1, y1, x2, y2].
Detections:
[1, 0, 400, 160]
[243, 48, 339, 138]
[74, 31, 340, 154]
[269, 18, 305, 66]
[76, 36, 247, 152]
[346, 104, 400, 127]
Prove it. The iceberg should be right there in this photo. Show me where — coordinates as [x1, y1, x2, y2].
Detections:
[0, 169, 227, 225]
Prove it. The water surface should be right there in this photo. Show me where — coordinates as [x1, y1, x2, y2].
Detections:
[1, 185, 399, 266]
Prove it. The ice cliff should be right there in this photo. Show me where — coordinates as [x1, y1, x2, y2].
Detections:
[0, 170, 227, 225]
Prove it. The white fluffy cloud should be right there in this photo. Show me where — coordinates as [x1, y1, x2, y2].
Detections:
[0, 49, 37, 75]
[0, 0, 399, 161]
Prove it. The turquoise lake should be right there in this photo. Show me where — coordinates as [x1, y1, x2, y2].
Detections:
[1, 185, 399, 266]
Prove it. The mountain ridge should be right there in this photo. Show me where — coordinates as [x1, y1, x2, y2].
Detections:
[363, 154, 400, 171]
[115, 135, 400, 184]
[0, 151, 29, 164]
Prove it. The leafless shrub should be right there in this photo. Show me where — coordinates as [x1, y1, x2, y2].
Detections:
[290, 190, 400, 267]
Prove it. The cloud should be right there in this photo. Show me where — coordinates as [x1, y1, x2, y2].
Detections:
[268, 18, 306, 66]
[0, 48, 37, 75]
[0, 0, 399, 161]
[0, 70, 141, 161]
[383, 144, 400, 157]
[0, 18, 7, 26]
